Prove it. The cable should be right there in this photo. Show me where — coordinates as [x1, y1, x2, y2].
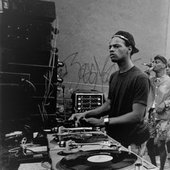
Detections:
[126, 145, 158, 169]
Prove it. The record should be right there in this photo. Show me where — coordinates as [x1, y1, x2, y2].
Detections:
[58, 133, 109, 143]
[56, 149, 137, 170]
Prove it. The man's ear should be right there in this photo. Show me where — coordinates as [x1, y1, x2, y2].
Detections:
[128, 46, 133, 54]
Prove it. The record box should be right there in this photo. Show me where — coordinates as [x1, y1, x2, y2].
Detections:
[47, 127, 158, 170]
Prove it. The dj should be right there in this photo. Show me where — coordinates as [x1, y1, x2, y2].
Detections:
[69, 30, 150, 149]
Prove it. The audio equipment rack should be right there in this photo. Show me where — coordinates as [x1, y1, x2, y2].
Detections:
[73, 92, 104, 113]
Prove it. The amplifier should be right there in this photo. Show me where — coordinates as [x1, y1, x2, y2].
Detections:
[2, 0, 56, 22]
[73, 92, 104, 113]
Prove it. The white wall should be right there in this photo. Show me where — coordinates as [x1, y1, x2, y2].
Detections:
[0, 0, 169, 94]
[166, 0, 170, 60]
[50, 0, 170, 94]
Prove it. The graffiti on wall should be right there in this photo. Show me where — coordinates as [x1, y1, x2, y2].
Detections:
[57, 52, 142, 92]
[58, 52, 114, 90]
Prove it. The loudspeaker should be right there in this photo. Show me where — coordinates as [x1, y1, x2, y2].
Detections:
[25, 0, 56, 22]
[1, 13, 52, 50]
[2, 0, 56, 22]
[0, 72, 35, 121]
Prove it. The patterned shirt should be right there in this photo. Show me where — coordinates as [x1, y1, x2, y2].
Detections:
[150, 74, 170, 120]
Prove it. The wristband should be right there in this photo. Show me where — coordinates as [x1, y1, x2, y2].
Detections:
[104, 117, 109, 126]
[164, 101, 169, 108]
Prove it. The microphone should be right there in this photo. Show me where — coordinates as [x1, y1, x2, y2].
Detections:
[142, 62, 153, 68]
[144, 63, 154, 75]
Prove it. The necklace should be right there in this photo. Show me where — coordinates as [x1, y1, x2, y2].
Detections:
[154, 75, 167, 85]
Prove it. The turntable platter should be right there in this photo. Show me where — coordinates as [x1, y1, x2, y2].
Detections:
[59, 133, 108, 143]
[56, 149, 137, 170]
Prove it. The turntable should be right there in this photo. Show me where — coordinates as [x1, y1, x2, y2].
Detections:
[55, 126, 110, 144]
[47, 127, 158, 170]
[56, 149, 137, 170]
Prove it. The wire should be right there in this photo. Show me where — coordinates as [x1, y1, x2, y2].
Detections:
[126, 145, 158, 169]
[38, 18, 59, 124]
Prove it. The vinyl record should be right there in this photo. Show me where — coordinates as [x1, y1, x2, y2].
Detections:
[56, 149, 137, 170]
[60, 133, 109, 143]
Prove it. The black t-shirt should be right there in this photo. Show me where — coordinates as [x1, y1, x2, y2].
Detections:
[107, 66, 150, 146]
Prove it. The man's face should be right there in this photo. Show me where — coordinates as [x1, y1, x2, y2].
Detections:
[152, 59, 166, 72]
[109, 37, 131, 63]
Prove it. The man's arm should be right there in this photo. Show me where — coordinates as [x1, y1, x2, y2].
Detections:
[85, 99, 111, 117]
[69, 99, 111, 121]
[85, 103, 146, 126]
[109, 103, 146, 125]
[156, 98, 170, 113]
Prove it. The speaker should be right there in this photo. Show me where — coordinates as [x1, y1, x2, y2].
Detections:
[2, 0, 56, 22]
[25, 0, 56, 22]
[0, 72, 35, 121]
[1, 13, 52, 50]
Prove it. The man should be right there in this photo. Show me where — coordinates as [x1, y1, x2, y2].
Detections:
[146, 55, 170, 170]
[69, 30, 150, 149]
[166, 59, 170, 169]
[166, 59, 170, 77]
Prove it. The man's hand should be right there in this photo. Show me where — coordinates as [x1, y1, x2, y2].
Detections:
[69, 112, 86, 126]
[84, 117, 104, 127]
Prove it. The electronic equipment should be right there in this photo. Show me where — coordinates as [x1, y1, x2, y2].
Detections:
[6, 132, 50, 170]
[56, 149, 137, 170]
[72, 91, 104, 113]
[0, 71, 30, 84]
[0, 71, 35, 134]
[47, 127, 158, 170]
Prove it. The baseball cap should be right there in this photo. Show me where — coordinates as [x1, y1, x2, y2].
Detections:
[113, 30, 139, 54]
[154, 55, 167, 66]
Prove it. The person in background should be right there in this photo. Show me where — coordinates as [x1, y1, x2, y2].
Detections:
[146, 55, 170, 170]
[69, 30, 150, 153]
[166, 59, 170, 169]
[166, 59, 170, 77]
